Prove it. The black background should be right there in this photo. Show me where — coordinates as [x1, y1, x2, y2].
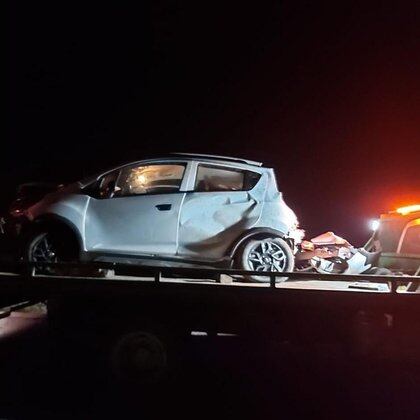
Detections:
[6, 1, 420, 243]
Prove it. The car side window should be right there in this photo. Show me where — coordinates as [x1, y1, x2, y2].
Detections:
[194, 164, 261, 192]
[83, 170, 120, 199]
[116, 164, 186, 196]
[98, 171, 120, 198]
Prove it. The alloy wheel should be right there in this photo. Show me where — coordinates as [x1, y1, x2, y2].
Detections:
[30, 233, 58, 263]
[247, 239, 288, 272]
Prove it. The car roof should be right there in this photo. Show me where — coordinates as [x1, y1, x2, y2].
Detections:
[169, 153, 263, 167]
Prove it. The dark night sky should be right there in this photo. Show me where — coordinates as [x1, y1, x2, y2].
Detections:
[6, 1, 420, 244]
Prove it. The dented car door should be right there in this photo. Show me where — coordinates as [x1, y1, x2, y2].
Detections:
[177, 162, 266, 260]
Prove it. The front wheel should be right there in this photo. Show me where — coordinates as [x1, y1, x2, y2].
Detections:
[28, 231, 78, 262]
[237, 237, 295, 282]
[24, 229, 79, 272]
[27, 232, 59, 263]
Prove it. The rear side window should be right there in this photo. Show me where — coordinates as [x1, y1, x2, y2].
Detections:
[194, 164, 261, 192]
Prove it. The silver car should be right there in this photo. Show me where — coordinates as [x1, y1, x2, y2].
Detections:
[20, 153, 300, 275]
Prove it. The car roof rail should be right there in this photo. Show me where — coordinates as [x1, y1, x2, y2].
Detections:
[170, 153, 263, 167]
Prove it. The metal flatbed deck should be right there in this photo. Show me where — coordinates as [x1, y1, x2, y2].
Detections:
[0, 262, 418, 368]
[0, 262, 418, 305]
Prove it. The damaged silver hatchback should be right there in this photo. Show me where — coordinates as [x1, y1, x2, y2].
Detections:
[20, 154, 301, 276]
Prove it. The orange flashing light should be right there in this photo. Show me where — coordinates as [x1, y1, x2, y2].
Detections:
[396, 204, 420, 215]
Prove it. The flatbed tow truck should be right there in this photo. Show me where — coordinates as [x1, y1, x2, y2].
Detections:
[0, 205, 418, 381]
[0, 261, 419, 381]
[0, 158, 418, 380]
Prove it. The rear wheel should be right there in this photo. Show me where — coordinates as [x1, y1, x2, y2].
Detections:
[237, 237, 295, 282]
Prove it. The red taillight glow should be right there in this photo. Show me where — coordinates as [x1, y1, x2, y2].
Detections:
[396, 204, 420, 215]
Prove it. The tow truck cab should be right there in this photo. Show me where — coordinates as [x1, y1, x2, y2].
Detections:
[368, 205, 420, 274]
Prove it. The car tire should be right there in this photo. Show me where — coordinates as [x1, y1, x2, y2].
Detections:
[237, 236, 295, 282]
[23, 228, 79, 276]
[26, 229, 78, 262]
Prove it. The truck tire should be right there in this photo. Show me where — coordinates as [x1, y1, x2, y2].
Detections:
[109, 330, 169, 384]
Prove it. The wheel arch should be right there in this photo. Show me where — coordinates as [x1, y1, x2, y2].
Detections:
[227, 227, 288, 260]
[21, 214, 83, 255]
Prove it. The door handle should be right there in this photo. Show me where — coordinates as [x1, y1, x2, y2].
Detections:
[155, 204, 172, 211]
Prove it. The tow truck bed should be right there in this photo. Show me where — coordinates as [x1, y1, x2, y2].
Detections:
[0, 263, 418, 349]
